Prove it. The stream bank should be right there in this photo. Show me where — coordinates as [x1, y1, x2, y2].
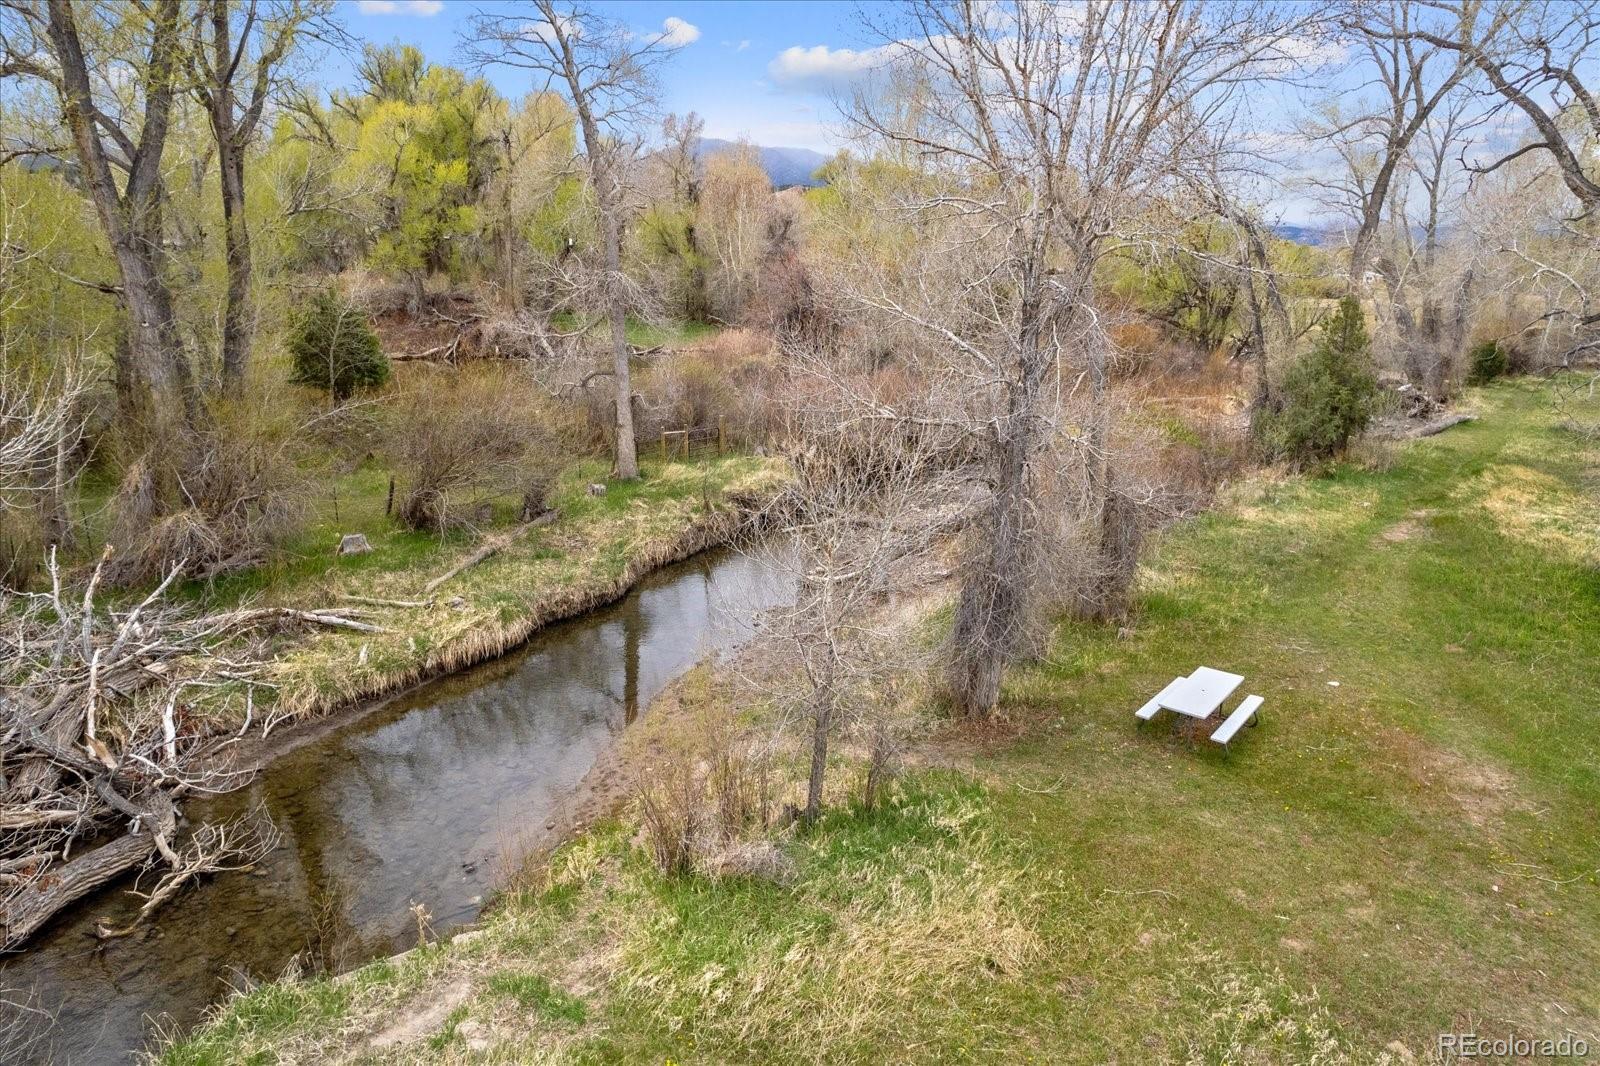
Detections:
[0, 546, 793, 1064]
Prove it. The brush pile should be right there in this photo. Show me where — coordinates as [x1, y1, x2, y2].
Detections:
[0, 549, 376, 949]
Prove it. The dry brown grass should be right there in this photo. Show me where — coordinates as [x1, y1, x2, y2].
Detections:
[106, 391, 313, 586]
[1454, 461, 1597, 564]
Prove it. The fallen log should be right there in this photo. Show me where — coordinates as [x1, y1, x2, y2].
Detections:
[1406, 413, 1476, 439]
[422, 510, 558, 596]
[1, 790, 174, 951]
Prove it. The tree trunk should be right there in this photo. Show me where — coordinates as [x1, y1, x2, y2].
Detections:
[1, 790, 175, 951]
[216, 142, 253, 387]
[45, 0, 193, 434]
[947, 356, 1043, 718]
[947, 259, 1060, 718]
[557, 23, 639, 482]
[803, 656, 835, 825]
[603, 198, 639, 479]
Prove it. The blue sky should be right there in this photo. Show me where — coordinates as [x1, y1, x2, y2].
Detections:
[341, 0, 867, 153]
[336, 0, 1585, 228]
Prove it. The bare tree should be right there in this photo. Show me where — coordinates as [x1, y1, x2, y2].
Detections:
[1393, 0, 1600, 214]
[0, 207, 87, 555]
[1305, 0, 1470, 286]
[837, 0, 1313, 717]
[186, 0, 333, 387]
[1388, 91, 1483, 394]
[1392, 2, 1600, 386]
[465, 1, 689, 480]
[0, 368, 85, 524]
[659, 110, 704, 206]
[753, 351, 965, 823]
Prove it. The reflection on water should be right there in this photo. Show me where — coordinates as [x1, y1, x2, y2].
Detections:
[0, 548, 791, 1064]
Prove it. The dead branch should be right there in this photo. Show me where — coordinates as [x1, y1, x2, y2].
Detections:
[421, 510, 557, 595]
[0, 550, 373, 949]
[94, 809, 279, 939]
[195, 606, 387, 634]
[2, 790, 175, 949]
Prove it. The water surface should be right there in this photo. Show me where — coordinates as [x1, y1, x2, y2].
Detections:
[0, 548, 790, 1064]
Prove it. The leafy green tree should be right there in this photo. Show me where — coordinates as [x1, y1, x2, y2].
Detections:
[286, 290, 388, 402]
[341, 46, 499, 308]
[1257, 297, 1379, 463]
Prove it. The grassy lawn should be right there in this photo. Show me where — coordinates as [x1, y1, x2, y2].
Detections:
[161, 380, 1599, 1063]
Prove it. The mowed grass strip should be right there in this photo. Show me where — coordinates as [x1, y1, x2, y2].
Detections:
[161, 380, 1600, 1064]
[990, 379, 1600, 1055]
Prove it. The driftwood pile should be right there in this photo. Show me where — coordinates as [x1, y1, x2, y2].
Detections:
[0, 549, 376, 950]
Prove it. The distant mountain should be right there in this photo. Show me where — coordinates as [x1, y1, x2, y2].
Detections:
[1271, 223, 1329, 246]
[696, 138, 831, 189]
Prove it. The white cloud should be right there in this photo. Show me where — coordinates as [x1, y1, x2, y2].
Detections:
[658, 17, 701, 47]
[767, 43, 900, 94]
[356, 0, 443, 15]
[736, 39, 751, 52]
[527, 13, 580, 44]
[1264, 33, 1349, 72]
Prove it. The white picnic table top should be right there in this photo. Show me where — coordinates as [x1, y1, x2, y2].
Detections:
[1159, 667, 1245, 719]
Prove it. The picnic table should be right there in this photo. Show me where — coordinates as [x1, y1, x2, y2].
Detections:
[1159, 666, 1243, 719]
[1135, 667, 1262, 750]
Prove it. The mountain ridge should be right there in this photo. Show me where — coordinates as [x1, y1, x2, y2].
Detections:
[694, 137, 830, 189]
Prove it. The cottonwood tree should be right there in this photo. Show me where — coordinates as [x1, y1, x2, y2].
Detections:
[0, 0, 195, 432]
[335, 45, 500, 312]
[466, 1, 690, 480]
[1384, 90, 1483, 394]
[837, 0, 1315, 717]
[186, 0, 332, 387]
[1391, 0, 1600, 214]
[756, 353, 964, 823]
[1306, 0, 1470, 287]
[482, 91, 579, 312]
[698, 143, 772, 321]
[1393, 0, 1600, 383]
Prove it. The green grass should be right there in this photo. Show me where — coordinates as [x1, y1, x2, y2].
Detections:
[159, 380, 1600, 1063]
[240, 452, 783, 718]
[487, 972, 588, 1024]
[67, 445, 783, 731]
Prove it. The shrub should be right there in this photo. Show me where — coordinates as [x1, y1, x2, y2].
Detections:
[0, 518, 40, 592]
[106, 389, 312, 585]
[1466, 340, 1509, 386]
[1255, 296, 1378, 464]
[286, 289, 389, 402]
[387, 368, 563, 533]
